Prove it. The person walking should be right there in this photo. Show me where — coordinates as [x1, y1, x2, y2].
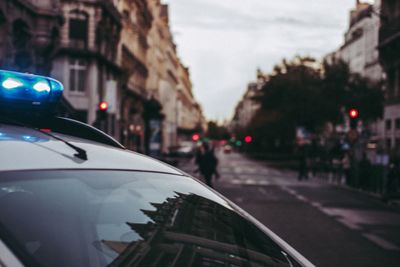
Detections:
[298, 147, 309, 181]
[342, 152, 351, 185]
[386, 158, 399, 198]
[195, 143, 218, 187]
[359, 153, 371, 190]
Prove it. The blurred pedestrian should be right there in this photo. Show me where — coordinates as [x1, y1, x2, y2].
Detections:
[310, 140, 319, 177]
[332, 157, 342, 184]
[342, 152, 351, 185]
[359, 153, 371, 190]
[195, 143, 218, 187]
[298, 147, 308, 181]
[386, 158, 400, 197]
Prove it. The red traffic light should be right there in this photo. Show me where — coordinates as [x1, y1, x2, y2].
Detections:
[192, 134, 200, 141]
[244, 135, 252, 143]
[99, 101, 108, 111]
[349, 108, 359, 119]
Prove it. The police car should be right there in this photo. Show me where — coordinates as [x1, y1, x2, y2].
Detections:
[0, 70, 314, 267]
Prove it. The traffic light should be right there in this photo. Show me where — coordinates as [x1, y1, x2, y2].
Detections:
[97, 101, 108, 121]
[244, 135, 252, 143]
[192, 133, 200, 142]
[348, 108, 359, 129]
[99, 101, 108, 111]
[349, 108, 359, 119]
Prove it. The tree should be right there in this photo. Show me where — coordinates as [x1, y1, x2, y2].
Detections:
[206, 121, 230, 140]
[321, 59, 351, 124]
[322, 59, 383, 123]
[246, 56, 383, 153]
[250, 56, 324, 151]
[344, 74, 383, 121]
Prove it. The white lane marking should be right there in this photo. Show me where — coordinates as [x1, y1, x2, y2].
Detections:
[289, 195, 400, 251]
[336, 218, 362, 230]
[258, 187, 267, 195]
[319, 208, 400, 226]
[281, 186, 309, 203]
[286, 188, 297, 195]
[362, 233, 400, 251]
[295, 195, 307, 202]
[310, 202, 322, 208]
[244, 179, 257, 185]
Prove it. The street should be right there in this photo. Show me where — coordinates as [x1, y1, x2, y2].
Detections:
[177, 150, 400, 267]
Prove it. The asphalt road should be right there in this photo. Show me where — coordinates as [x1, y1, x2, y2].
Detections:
[177, 150, 400, 267]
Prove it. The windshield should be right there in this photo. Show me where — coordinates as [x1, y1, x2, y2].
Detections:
[0, 170, 299, 267]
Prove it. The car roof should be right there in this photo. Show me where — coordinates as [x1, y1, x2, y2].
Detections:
[0, 124, 183, 175]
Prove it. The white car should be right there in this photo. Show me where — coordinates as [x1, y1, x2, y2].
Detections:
[0, 70, 314, 267]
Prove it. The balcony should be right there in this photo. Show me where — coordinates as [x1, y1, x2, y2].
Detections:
[60, 40, 117, 63]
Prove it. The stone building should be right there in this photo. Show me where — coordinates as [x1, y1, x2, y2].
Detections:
[51, 0, 122, 138]
[115, 0, 153, 152]
[379, 0, 400, 152]
[0, 0, 206, 155]
[324, 0, 384, 143]
[231, 70, 267, 132]
[147, 1, 180, 153]
[176, 62, 204, 144]
[325, 1, 383, 82]
[0, 0, 62, 75]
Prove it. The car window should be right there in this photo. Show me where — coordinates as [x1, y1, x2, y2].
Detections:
[0, 170, 299, 267]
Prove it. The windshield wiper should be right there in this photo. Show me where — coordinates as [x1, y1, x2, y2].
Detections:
[0, 117, 88, 161]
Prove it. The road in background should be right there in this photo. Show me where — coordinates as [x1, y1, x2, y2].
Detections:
[177, 150, 400, 267]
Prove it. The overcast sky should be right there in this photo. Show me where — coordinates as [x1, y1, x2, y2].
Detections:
[163, 0, 371, 121]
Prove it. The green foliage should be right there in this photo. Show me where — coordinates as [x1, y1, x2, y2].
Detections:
[206, 121, 230, 140]
[344, 74, 384, 121]
[245, 56, 383, 152]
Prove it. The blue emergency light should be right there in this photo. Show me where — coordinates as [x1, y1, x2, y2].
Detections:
[0, 70, 63, 108]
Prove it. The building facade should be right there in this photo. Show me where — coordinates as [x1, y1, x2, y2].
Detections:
[325, 1, 383, 82]
[231, 70, 266, 132]
[0, 0, 62, 75]
[176, 62, 205, 144]
[0, 0, 205, 155]
[148, 1, 190, 153]
[325, 0, 385, 143]
[379, 0, 400, 153]
[115, 0, 153, 152]
[51, 0, 122, 140]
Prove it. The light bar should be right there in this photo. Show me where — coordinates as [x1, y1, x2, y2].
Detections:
[33, 81, 51, 93]
[2, 78, 23, 89]
[0, 70, 63, 108]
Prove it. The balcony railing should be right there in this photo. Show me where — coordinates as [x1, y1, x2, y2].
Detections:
[379, 16, 400, 46]
[61, 40, 118, 64]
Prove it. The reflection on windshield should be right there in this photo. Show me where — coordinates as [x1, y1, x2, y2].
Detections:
[0, 170, 297, 267]
[102, 191, 291, 267]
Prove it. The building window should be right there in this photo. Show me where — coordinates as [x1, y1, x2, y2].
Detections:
[12, 19, 32, 70]
[69, 59, 87, 93]
[396, 118, 400, 129]
[386, 119, 392, 130]
[396, 138, 400, 149]
[386, 138, 392, 149]
[69, 10, 88, 49]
